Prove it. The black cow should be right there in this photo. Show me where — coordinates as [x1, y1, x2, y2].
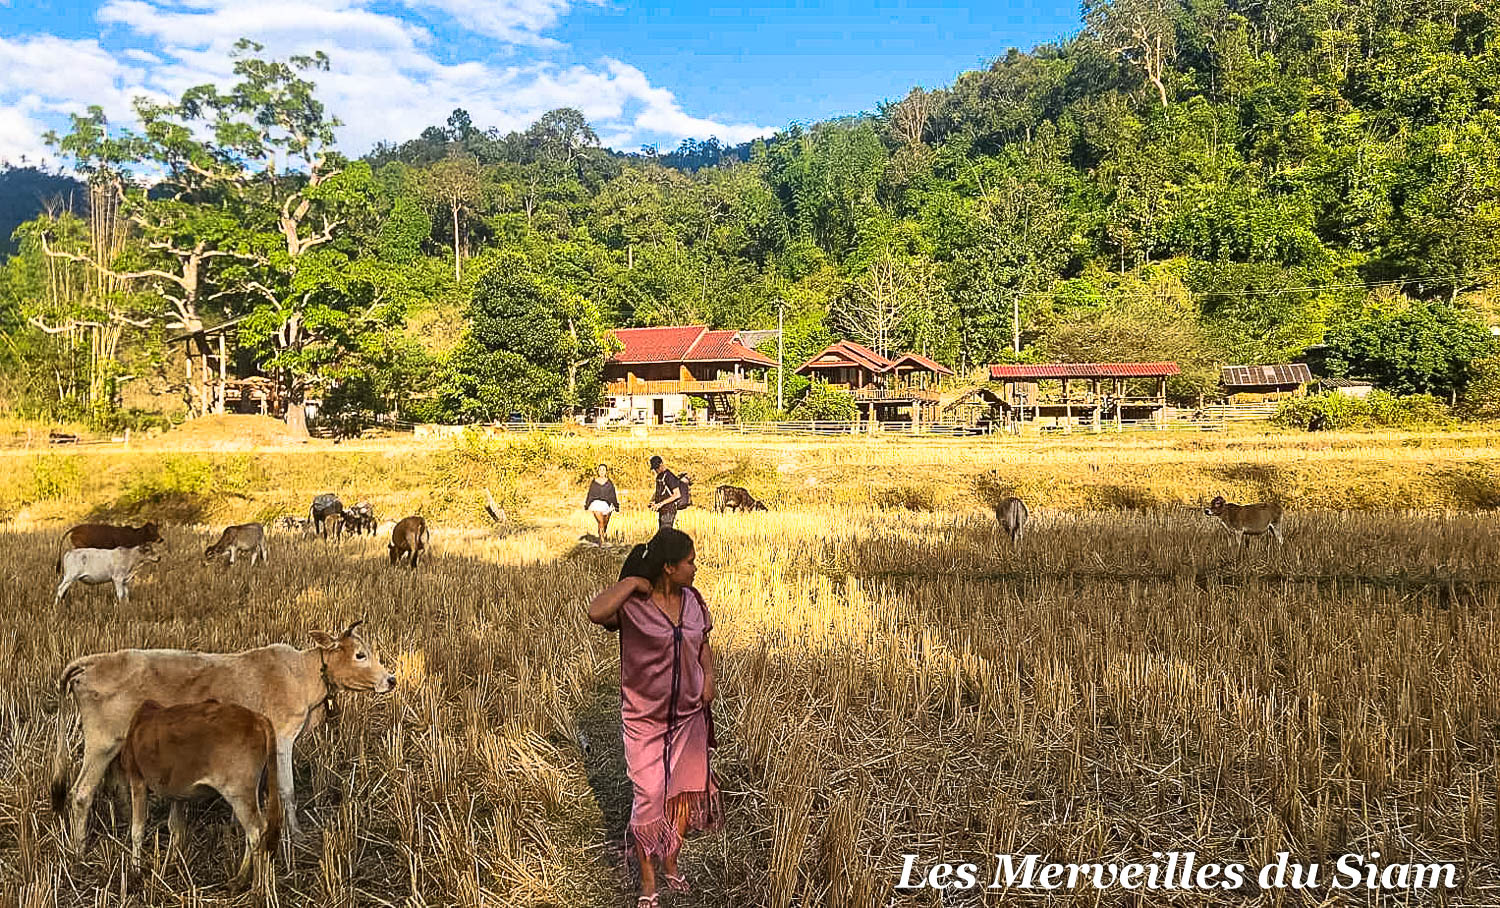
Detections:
[310, 494, 344, 540]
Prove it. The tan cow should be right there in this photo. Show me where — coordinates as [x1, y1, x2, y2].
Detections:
[51, 621, 395, 849]
[388, 516, 428, 567]
[119, 700, 281, 888]
[204, 523, 267, 566]
[1204, 495, 1284, 546]
[56, 522, 163, 572]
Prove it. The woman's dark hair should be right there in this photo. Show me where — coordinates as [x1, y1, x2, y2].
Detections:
[619, 528, 694, 582]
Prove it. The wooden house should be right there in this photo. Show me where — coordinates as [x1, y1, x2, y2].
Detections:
[601, 325, 774, 424]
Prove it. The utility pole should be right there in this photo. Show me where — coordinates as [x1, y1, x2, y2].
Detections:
[1012, 290, 1020, 354]
[777, 300, 785, 411]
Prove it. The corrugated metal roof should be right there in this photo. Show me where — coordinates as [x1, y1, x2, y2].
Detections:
[988, 362, 1182, 380]
[797, 340, 895, 375]
[608, 326, 774, 366]
[1220, 363, 1313, 387]
[891, 352, 955, 376]
[1315, 376, 1374, 388]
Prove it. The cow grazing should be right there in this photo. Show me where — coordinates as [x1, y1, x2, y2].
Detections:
[274, 515, 312, 533]
[714, 485, 768, 512]
[344, 502, 377, 536]
[56, 522, 163, 572]
[55, 545, 160, 605]
[51, 620, 395, 849]
[205, 523, 267, 566]
[1204, 495, 1284, 546]
[118, 700, 281, 887]
[309, 493, 344, 540]
[388, 516, 428, 567]
[994, 497, 1029, 546]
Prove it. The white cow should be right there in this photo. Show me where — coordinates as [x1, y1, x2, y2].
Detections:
[55, 544, 160, 605]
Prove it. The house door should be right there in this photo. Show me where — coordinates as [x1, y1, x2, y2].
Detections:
[653, 398, 665, 424]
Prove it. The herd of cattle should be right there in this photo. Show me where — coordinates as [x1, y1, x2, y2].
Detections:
[52, 495, 430, 607]
[38, 486, 1283, 891]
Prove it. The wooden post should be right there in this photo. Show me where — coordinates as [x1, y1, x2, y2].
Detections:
[217, 333, 227, 414]
[1091, 379, 1101, 432]
[1062, 378, 1071, 433]
[185, 348, 194, 417]
[1158, 377, 1167, 427]
[1115, 378, 1123, 431]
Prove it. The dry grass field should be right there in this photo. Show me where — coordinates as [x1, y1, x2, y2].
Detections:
[2, 422, 1500, 906]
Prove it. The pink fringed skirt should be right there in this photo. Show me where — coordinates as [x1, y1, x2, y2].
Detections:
[623, 707, 723, 858]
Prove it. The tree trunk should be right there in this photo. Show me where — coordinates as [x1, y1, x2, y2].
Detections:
[284, 398, 308, 436]
[453, 203, 462, 282]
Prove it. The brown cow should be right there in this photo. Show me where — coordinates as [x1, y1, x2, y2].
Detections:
[51, 621, 395, 849]
[56, 522, 163, 572]
[118, 700, 281, 888]
[1204, 495, 1284, 546]
[713, 485, 768, 512]
[389, 516, 428, 567]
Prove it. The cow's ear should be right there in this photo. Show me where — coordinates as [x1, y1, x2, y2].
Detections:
[310, 631, 338, 650]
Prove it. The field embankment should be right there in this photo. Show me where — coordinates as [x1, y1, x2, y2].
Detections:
[2, 421, 1499, 526]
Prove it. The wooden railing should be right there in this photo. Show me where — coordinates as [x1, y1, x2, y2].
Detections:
[605, 378, 767, 395]
[848, 387, 942, 401]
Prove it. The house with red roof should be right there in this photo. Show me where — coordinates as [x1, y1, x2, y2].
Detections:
[796, 340, 955, 422]
[986, 361, 1180, 430]
[602, 325, 775, 424]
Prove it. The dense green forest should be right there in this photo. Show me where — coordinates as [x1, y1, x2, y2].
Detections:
[2, 0, 1498, 431]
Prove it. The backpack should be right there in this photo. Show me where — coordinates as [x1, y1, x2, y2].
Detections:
[678, 473, 693, 509]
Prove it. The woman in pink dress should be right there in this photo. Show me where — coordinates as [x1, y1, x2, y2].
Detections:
[588, 528, 723, 907]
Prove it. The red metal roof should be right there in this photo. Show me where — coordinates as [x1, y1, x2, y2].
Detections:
[608, 326, 774, 366]
[892, 352, 955, 376]
[988, 362, 1181, 380]
[797, 340, 894, 375]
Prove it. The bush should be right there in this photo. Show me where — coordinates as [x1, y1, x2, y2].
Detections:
[790, 381, 857, 421]
[1274, 391, 1453, 431]
[114, 454, 260, 520]
[1460, 356, 1500, 420]
[875, 484, 938, 511]
[732, 394, 786, 424]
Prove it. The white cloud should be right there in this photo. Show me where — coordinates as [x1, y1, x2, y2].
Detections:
[401, 0, 607, 46]
[0, 0, 773, 167]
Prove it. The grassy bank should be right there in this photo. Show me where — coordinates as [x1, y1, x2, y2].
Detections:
[3, 421, 1500, 527]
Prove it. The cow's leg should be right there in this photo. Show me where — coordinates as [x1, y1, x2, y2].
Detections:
[113, 577, 128, 604]
[274, 738, 300, 839]
[222, 784, 263, 887]
[1270, 522, 1284, 544]
[167, 800, 187, 857]
[54, 575, 73, 605]
[68, 740, 123, 849]
[128, 774, 147, 867]
[228, 547, 237, 565]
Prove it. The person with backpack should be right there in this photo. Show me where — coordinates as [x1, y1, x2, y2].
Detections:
[648, 455, 691, 529]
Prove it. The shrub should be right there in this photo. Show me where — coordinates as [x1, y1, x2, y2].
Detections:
[29, 454, 85, 502]
[732, 394, 787, 424]
[790, 381, 857, 421]
[875, 484, 938, 511]
[1275, 391, 1453, 431]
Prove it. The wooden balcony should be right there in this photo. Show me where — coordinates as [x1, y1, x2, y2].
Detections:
[848, 387, 941, 402]
[605, 377, 767, 396]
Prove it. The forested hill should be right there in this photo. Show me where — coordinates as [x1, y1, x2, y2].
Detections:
[0, 167, 83, 256]
[2, 1, 1497, 427]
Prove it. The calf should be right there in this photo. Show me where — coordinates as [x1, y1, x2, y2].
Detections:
[388, 516, 428, 567]
[51, 620, 395, 848]
[994, 497, 1029, 546]
[309, 493, 344, 540]
[118, 700, 281, 887]
[55, 545, 160, 605]
[344, 502, 377, 536]
[204, 523, 267, 566]
[56, 522, 162, 572]
[714, 485, 768, 512]
[1204, 495, 1284, 546]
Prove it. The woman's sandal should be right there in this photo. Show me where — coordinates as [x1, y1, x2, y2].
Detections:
[636, 895, 659, 907]
[663, 872, 690, 894]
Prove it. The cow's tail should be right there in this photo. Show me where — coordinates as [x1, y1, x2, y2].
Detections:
[50, 660, 86, 817]
[55, 530, 71, 574]
[261, 719, 283, 859]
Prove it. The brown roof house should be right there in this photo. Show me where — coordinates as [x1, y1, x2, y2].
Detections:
[987, 362, 1182, 430]
[601, 326, 774, 424]
[796, 340, 954, 422]
[1220, 364, 1313, 402]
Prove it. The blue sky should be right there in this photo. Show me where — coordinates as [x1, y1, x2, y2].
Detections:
[0, 0, 1081, 165]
